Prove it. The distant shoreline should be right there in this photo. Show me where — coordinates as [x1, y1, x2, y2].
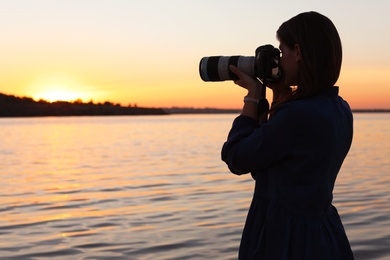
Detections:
[0, 93, 167, 117]
[164, 107, 390, 114]
[350, 109, 390, 113]
[0, 92, 389, 117]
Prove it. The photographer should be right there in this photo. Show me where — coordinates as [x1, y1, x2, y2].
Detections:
[221, 12, 354, 259]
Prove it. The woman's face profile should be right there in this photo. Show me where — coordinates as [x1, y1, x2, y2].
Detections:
[279, 41, 300, 87]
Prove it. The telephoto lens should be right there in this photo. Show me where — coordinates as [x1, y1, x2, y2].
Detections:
[199, 45, 281, 83]
[199, 56, 255, 82]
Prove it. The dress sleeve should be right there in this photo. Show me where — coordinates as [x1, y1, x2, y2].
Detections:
[221, 107, 294, 175]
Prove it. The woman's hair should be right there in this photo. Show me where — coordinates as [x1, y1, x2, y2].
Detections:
[276, 11, 342, 100]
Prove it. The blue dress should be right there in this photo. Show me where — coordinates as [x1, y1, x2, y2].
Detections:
[222, 87, 354, 259]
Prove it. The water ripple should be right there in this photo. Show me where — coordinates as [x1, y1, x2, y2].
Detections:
[0, 114, 389, 259]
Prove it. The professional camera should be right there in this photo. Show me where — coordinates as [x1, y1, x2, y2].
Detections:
[199, 44, 281, 83]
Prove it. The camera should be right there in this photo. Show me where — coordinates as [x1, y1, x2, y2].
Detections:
[199, 44, 281, 83]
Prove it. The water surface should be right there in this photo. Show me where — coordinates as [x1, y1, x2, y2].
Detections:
[0, 114, 389, 259]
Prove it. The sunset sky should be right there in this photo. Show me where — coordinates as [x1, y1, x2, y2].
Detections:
[1, 0, 389, 109]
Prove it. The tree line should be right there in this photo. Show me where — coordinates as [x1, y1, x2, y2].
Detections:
[0, 93, 167, 117]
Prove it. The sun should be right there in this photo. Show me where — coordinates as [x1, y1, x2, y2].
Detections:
[36, 89, 84, 103]
[29, 74, 90, 103]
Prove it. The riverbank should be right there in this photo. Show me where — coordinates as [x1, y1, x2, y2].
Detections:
[0, 93, 167, 117]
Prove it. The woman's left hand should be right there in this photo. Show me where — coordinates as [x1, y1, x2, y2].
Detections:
[229, 65, 263, 98]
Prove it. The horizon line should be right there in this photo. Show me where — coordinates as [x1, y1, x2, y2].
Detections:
[1, 92, 389, 112]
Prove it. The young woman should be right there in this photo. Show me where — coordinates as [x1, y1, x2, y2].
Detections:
[222, 12, 354, 259]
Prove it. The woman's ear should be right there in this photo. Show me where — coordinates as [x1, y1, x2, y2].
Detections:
[294, 44, 301, 62]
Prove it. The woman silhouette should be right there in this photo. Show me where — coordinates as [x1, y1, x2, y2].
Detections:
[222, 11, 354, 259]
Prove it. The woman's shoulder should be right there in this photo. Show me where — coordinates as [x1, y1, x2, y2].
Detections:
[271, 93, 351, 126]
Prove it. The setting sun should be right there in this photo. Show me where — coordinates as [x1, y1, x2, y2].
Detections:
[35, 89, 85, 103]
[28, 74, 91, 103]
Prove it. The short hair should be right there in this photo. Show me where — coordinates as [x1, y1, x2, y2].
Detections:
[277, 11, 342, 99]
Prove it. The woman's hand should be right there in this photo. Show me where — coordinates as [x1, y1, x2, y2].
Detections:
[229, 65, 263, 99]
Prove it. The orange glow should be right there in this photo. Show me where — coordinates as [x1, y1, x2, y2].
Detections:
[0, 2, 389, 110]
[35, 89, 85, 103]
[28, 74, 91, 103]
[338, 67, 390, 109]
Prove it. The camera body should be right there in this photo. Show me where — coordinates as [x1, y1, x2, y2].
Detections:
[199, 44, 281, 83]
